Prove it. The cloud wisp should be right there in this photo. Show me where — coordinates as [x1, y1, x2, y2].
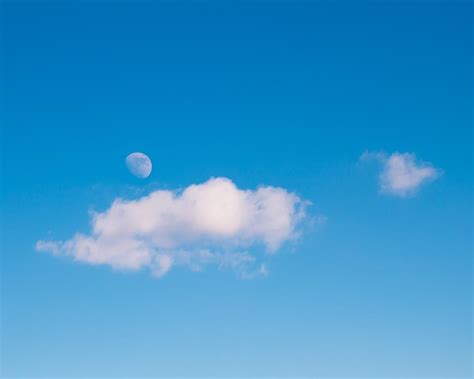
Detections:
[36, 177, 308, 278]
[361, 151, 440, 197]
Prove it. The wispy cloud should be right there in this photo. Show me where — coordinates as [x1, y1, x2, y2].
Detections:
[361, 151, 440, 197]
[36, 177, 308, 278]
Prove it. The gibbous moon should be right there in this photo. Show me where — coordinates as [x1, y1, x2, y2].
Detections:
[126, 152, 152, 178]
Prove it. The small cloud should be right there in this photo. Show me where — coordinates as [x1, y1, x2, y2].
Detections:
[361, 151, 440, 197]
[36, 240, 62, 256]
[37, 177, 310, 278]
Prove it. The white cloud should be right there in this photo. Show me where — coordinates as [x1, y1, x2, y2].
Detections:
[361, 151, 440, 197]
[35, 240, 62, 256]
[36, 177, 308, 278]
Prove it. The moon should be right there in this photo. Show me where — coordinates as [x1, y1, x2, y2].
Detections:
[126, 152, 152, 178]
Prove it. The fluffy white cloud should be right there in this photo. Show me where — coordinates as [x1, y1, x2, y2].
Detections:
[36, 177, 307, 278]
[361, 151, 440, 196]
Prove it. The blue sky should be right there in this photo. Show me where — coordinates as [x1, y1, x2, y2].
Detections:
[1, 1, 472, 377]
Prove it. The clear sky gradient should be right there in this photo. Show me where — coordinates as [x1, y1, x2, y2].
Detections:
[1, 1, 472, 378]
